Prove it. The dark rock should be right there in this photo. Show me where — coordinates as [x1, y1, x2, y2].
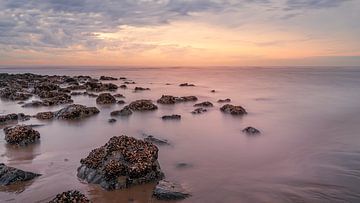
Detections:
[162, 114, 181, 120]
[119, 77, 127, 80]
[100, 76, 118, 81]
[194, 101, 213, 107]
[192, 108, 207, 114]
[111, 106, 132, 117]
[176, 96, 198, 102]
[85, 82, 118, 92]
[220, 104, 247, 115]
[175, 163, 193, 169]
[157, 95, 198, 104]
[134, 87, 150, 91]
[211, 90, 216, 93]
[77, 135, 164, 190]
[153, 180, 190, 200]
[35, 112, 55, 120]
[96, 93, 116, 105]
[144, 135, 170, 146]
[70, 91, 84, 96]
[0, 113, 30, 125]
[242, 126, 261, 135]
[113, 94, 125, 98]
[117, 100, 125, 105]
[87, 93, 98, 97]
[4, 125, 40, 146]
[119, 85, 127, 89]
[128, 100, 158, 111]
[0, 87, 32, 101]
[41, 94, 73, 106]
[108, 118, 117, 123]
[217, 98, 231, 103]
[55, 104, 100, 120]
[49, 190, 90, 203]
[123, 81, 135, 84]
[179, 83, 195, 87]
[0, 163, 41, 186]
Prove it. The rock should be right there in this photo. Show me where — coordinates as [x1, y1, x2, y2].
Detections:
[0, 113, 30, 125]
[34, 83, 60, 94]
[0, 163, 41, 186]
[22, 100, 44, 108]
[144, 135, 170, 146]
[179, 83, 195, 87]
[194, 101, 213, 107]
[153, 180, 190, 200]
[49, 190, 90, 203]
[134, 87, 150, 91]
[123, 81, 136, 84]
[191, 108, 207, 114]
[162, 115, 181, 120]
[119, 85, 127, 89]
[217, 98, 231, 103]
[157, 95, 198, 104]
[128, 100, 158, 111]
[77, 135, 164, 190]
[70, 91, 84, 96]
[113, 94, 125, 98]
[242, 126, 261, 135]
[4, 125, 40, 146]
[96, 93, 116, 104]
[119, 77, 127, 80]
[55, 104, 100, 120]
[0, 87, 32, 101]
[85, 82, 118, 92]
[87, 93, 98, 97]
[35, 112, 55, 120]
[220, 104, 247, 115]
[175, 163, 193, 169]
[117, 100, 125, 105]
[110, 106, 132, 117]
[108, 118, 117, 123]
[100, 76, 118, 81]
[41, 94, 73, 106]
[211, 90, 216, 93]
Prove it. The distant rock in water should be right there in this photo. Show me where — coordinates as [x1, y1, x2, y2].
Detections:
[144, 135, 170, 146]
[55, 104, 100, 120]
[100, 76, 118, 81]
[35, 111, 55, 120]
[217, 98, 231, 103]
[194, 101, 213, 107]
[157, 95, 198, 104]
[119, 84, 127, 89]
[179, 83, 195, 87]
[175, 163, 193, 169]
[0, 113, 30, 125]
[134, 87, 150, 91]
[220, 104, 247, 115]
[128, 100, 158, 111]
[113, 94, 125, 98]
[0, 87, 32, 101]
[108, 118, 117, 123]
[96, 93, 116, 104]
[85, 82, 118, 92]
[211, 90, 216, 93]
[49, 190, 90, 203]
[153, 180, 190, 200]
[77, 135, 164, 190]
[0, 163, 41, 186]
[4, 125, 40, 146]
[242, 126, 261, 135]
[162, 114, 181, 120]
[117, 100, 125, 105]
[111, 106, 132, 117]
[192, 108, 207, 114]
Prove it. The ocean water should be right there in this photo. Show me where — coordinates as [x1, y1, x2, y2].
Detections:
[1, 66, 360, 202]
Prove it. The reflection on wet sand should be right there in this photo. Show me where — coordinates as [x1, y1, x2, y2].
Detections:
[3, 143, 40, 163]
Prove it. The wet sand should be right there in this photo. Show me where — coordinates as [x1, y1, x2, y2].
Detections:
[1, 67, 360, 202]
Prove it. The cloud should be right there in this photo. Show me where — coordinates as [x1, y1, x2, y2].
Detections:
[285, 0, 351, 10]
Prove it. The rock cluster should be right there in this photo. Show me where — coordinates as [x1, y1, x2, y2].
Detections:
[85, 82, 118, 92]
[4, 125, 40, 146]
[96, 93, 116, 104]
[0, 163, 41, 186]
[128, 100, 158, 111]
[100, 76, 118, 81]
[157, 95, 198, 104]
[0, 113, 30, 125]
[77, 135, 164, 190]
[55, 104, 100, 120]
[220, 104, 247, 115]
[49, 190, 90, 203]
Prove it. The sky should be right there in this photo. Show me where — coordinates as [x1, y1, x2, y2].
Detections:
[0, 0, 359, 66]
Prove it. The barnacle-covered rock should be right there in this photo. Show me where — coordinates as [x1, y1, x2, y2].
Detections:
[128, 100, 158, 111]
[194, 101, 213, 107]
[192, 108, 207, 114]
[96, 93, 116, 105]
[0, 87, 32, 101]
[110, 106, 132, 117]
[4, 125, 40, 146]
[49, 190, 90, 203]
[77, 135, 164, 190]
[157, 95, 198, 105]
[85, 82, 118, 92]
[0, 113, 30, 125]
[35, 112, 55, 120]
[220, 104, 247, 115]
[0, 163, 41, 186]
[55, 104, 100, 120]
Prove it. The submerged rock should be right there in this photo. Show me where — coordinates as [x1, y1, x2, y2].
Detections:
[191, 108, 207, 114]
[0, 163, 41, 186]
[22, 100, 44, 108]
[113, 94, 125, 98]
[217, 98, 231, 103]
[55, 104, 100, 120]
[49, 190, 90, 203]
[134, 87, 150, 91]
[119, 85, 127, 89]
[153, 180, 190, 200]
[242, 126, 261, 135]
[96, 93, 116, 105]
[4, 125, 40, 146]
[77, 135, 164, 190]
[111, 106, 132, 117]
[194, 101, 213, 107]
[220, 104, 247, 115]
[157, 95, 198, 104]
[108, 118, 117, 123]
[162, 114, 181, 120]
[175, 163, 193, 169]
[128, 100, 158, 111]
[0, 87, 32, 101]
[179, 83, 195, 87]
[144, 135, 170, 146]
[0, 113, 30, 125]
[117, 100, 125, 105]
[211, 90, 216, 93]
[100, 76, 118, 81]
[35, 112, 55, 120]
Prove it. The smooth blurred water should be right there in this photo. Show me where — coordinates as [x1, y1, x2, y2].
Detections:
[1, 66, 360, 202]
